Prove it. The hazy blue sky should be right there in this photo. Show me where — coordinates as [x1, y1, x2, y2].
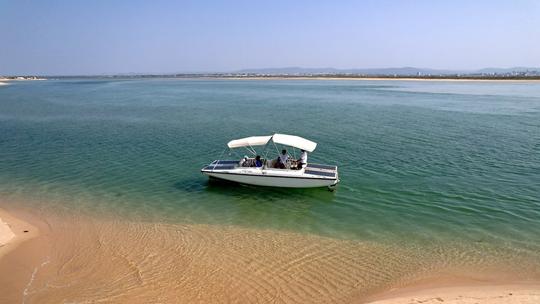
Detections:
[1, 0, 539, 75]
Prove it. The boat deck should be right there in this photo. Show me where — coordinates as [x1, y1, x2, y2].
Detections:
[202, 160, 338, 179]
[304, 163, 338, 178]
[202, 160, 239, 170]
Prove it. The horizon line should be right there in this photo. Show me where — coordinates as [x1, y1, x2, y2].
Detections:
[3, 65, 540, 77]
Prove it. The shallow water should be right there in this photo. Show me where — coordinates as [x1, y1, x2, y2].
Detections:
[1, 79, 540, 293]
[9, 211, 540, 303]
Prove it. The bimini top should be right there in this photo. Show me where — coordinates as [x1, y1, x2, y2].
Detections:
[227, 135, 273, 149]
[272, 134, 317, 152]
[227, 133, 317, 152]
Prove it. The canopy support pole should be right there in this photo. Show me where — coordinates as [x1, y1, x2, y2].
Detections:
[212, 148, 227, 172]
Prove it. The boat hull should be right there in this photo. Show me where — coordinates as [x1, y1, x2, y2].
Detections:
[202, 171, 338, 188]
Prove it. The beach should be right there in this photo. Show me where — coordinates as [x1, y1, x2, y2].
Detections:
[0, 77, 46, 85]
[0, 207, 45, 303]
[367, 284, 540, 304]
[0, 203, 539, 303]
[0, 208, 39, 259]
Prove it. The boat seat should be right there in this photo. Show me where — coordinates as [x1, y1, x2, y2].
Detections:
[265, 159, 275, 169]
[242, 158, 255, 167]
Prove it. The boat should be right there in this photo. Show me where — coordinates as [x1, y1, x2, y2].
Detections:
[201, 134, 339, 189]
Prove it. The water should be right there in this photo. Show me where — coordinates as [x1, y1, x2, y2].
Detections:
[1, 78, 539, 252]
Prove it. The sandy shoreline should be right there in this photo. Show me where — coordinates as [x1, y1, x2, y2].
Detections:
[212, 76, 540, 82]
[3, 76, 540, 83]
[0, 207, 49, 304]
[365, 283, 540, 303]
[0, 208, 39, 259]
[0, 215, 15, 248]
[0, 77, 46, 85]
[0, 203, 539, 303]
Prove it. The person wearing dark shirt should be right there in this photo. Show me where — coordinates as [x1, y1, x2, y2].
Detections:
[255, 155, 263, 167]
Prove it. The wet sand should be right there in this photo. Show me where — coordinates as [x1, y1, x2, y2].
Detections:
[0, 208, 44, 303]
[0, 208, 39, 259]
[0, 215, 15, 249]
[366, 283, 540, 304]
[1, 203, 539, 303]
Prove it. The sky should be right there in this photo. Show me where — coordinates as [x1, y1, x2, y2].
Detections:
[1, 0, 539, 75]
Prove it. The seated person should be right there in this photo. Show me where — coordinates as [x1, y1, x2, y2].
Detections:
[241, 156, 257, 167]
[255, 155, 263, 167]
[297, 149, 308, 169]
[275, 149, 288, 169]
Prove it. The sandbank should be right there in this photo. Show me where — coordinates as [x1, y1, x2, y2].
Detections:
[0, 77, 46, 83]
[365, 283, 540, 304]
[0, 201, 539, 303]
[0, 208, 39, 259]
[218, 76, 540, 82]
[0, 215, 15, 251]
[0, 207, 47, 304]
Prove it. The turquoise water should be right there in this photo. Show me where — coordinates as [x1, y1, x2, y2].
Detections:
[1, 79, 539, 251]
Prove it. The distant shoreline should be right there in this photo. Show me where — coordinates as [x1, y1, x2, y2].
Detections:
[34, 75, 540, 82]
[213, 76, 540, 82]
[0, 77, 46, 86]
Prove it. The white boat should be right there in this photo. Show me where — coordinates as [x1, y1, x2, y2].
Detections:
[201, 134, 340, 189]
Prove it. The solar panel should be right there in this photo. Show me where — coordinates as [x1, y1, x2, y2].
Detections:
[304, 170, 336, 177]
[214, 165, 235, 169]
[211, 160, 239, 165]
[203, 164, 236, 170]
[306, 164, 336, 170]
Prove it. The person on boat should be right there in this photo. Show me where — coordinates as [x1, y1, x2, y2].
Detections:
[297, 149, 308, 169]
[255, 155, 263, 167]
[276, 149, 289, 169]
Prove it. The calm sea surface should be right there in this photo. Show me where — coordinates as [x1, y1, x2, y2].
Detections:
[1, 79, 539, 253]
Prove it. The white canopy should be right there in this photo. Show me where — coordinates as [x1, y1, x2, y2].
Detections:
[227, 134, 317, 152]
[272, 133, 317, 152]
[227, 135, 273, 149]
